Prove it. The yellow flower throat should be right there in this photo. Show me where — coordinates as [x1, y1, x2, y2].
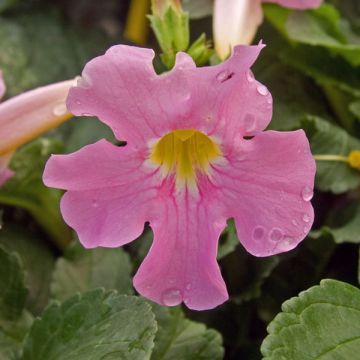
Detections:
[150, 130, 222, 187]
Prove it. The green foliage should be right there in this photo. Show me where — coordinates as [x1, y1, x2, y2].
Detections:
[21, 290, 157, 360]
[261, 279, 360, 359]
[301, 116, 360, 193]
[264, 3, 360, 66]
[0, 247, 27, 321]
[0, 247, 32, 360]
[0, 12, 111, 97]
[0, 226, 55, 315]
[151, 306, 224, 360]
[51, 243, 133, 301]
[0, 139, 72, 249]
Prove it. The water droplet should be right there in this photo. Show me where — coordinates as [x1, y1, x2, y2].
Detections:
[267, 96, 273, 105]
[303, 225, 311, 234]
[162, 288, 182, 306]
[92, 200, 99, 208]
[216, 70, 234, 83]
[301, 186, 313, 202]
[292, 219, 299, 226]
[253, 226, 265, 241]
[302, 213, 310, 223]
[75, 100, 81, 105]
[247, 70, 255, 82]
[81, 112, 93, 117]
[53, 103, 67, 117]
[257, 85, 269, 96]
[186, 283, 191, 290]
[276, 237, 294, 252]
[244, 114, 256, 132]
[269, 228, 283, 242]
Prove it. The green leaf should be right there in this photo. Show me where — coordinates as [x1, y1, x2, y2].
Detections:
[0, 0, 19, 12]
[21, 290, 157, 360]
[0, 225, 55, 315]
[218, 220, 239, 259]
[0, 247, 27, 321]
[51, 242, 133, 302]
[0, 247, 32, 360]
[151, 306, 224, 360]
[264, 4, 360, 66]
[187, 33, 213, 66]
[0, 11, 110, 97]
[0, 138, 72, 249]
[312, 201, 360, 244]
[261, 279, 360, 360]
[350, 100, 360, 120]
[301, 116, 360, 193]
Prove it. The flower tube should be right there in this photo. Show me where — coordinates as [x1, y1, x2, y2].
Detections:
[214, 0, 323, 59]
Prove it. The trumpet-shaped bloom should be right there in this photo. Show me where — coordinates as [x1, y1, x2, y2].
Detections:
[43, 44, 316, 310]
[214, 0, 323, 59]
[0, 75, 76, 187]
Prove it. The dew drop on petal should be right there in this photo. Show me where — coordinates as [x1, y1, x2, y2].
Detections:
[253, 226, 265, 241]
[257, 85, 269, 96]
[301, 186, 313, 202]
[276, 237, 294, 252]
[92, 200, 99, 208]
[75, 100, 81, 105]
[302, 213, 311, 223]
[162, 288, 182, 306]
[185, 283, 191, 290]
[52, 103, 67, 117]
[216, 70, 234, 83]
[247, 70, 255, 83]
[269, 228, 283, 242]
[291, 219, 298, 226]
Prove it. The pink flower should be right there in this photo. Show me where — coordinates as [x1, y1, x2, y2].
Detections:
[43, 44, 316, 310]
[214, 0, 323, 59]
[0, 73, 76, 187]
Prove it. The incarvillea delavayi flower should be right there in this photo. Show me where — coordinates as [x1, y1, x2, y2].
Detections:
[43, 44, 316, 310]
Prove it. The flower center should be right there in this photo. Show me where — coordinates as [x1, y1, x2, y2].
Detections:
[149, 129, 222, 187]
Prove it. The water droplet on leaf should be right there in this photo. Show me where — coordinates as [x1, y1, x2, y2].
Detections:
[162, 288, 182, 306]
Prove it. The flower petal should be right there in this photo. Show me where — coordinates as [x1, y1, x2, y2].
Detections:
[187, 44, 272, 143]
[43, 139, 153, 191]
[134, 190, 228, 311]
[0, 79, 75, 156]
[262, 0, 322, 9]
[67, 45, 194, 146]
[0, 70, 5, 100]
[212, 130, 316, 256]
[44, 140, 158, 248]
[213, 0, 263, 58]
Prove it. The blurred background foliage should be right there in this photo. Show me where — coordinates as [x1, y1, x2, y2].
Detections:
[0, 0, 360, 359]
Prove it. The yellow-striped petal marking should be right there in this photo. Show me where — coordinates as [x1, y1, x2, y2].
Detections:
[150, 129, 222, 188]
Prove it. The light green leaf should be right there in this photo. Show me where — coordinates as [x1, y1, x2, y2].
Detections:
[301, 116, 360, 193]
[350, 101, 360, 120]
[0, 139, 72, 249]
[151, 306, 224, 360]
[261, 279, 360, 360]
[51, 242, 133, 302]
[21, 290, 157, 360]
[0, 247, 27, 321]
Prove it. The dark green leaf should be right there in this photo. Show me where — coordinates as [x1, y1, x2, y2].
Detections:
[0, 247, 27, 321]
[51, 242, 133, 302]
[301, 116, 360, 193]
[0, 225, 55, 315]
[261, 279, 360, 359]
[21, 290, 157, 360]
[0, 139, 72, 249]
